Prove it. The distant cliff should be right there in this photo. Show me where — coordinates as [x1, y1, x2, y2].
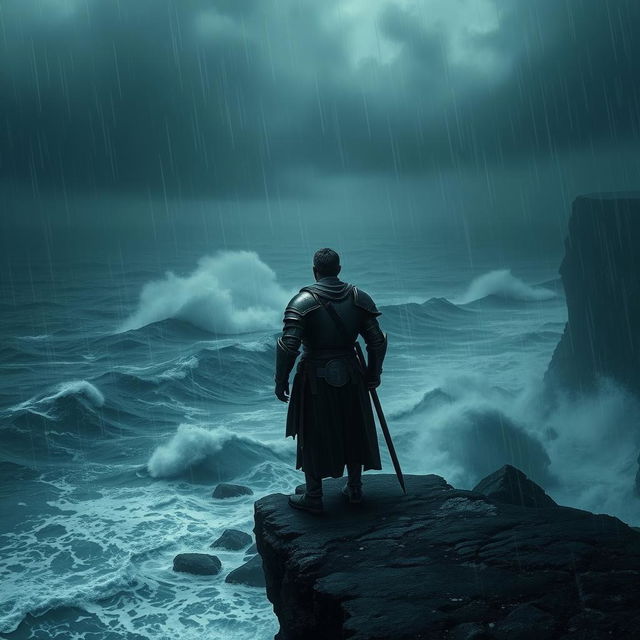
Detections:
[254, 473, 640, 640]
[546, 194, 640, 395]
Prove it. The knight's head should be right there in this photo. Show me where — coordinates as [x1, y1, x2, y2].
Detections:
[313, 248, 341, 280]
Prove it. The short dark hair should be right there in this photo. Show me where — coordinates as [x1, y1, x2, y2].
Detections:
[313, 248, 341, 276]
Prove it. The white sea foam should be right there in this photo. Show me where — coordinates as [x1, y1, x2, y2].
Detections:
[147, 424, 289, 479]
[398, 374, 640, 525]
[11, 380, 105, 413]
[118, 251, 292, 334]
[456, 269, 556, 304]
[157, 355, 200, 381]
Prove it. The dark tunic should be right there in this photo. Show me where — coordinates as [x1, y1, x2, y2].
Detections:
[275, 276, 387, 479]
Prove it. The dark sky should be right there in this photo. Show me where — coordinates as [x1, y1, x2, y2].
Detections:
[1, 0, 640, 251]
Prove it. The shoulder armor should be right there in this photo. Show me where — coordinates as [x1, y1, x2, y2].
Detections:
[353, 287, 381, 316]
[285, 290, 322, 317]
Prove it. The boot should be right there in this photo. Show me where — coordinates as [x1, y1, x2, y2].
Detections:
[342, 462, 363, 503]
[288, 492, 323, 514]
[341, 483, 363, 504]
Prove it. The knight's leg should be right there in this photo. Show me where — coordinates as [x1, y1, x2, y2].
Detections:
[342, 463, 363, 503]
[346, 462, 362, 489]
[304, 468, 323, 499]
[289, 467, 323, 514]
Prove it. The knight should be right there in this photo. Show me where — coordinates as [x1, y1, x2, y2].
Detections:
[274, 248, 387, 513]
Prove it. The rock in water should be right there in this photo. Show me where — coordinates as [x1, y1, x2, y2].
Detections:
[472, 464, 557, 508]
[546, 193, 640, 396]
[211, 528, 252, 551]
[254, 474, 640, 640]
[173, 553, 222, 575]
[225, 554, 266, 588]
[212, 483, 253, 499]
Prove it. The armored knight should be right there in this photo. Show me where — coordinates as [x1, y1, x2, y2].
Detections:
[274, 248, 387, 514]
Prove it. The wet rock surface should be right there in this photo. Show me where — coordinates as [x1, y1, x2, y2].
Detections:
[254, 473, 640, 640]
[212, 483, 254, 499]
[211, 528, 252, 551]
[472, 464, 557, 509]
[172, 553, 222, 576]
[225, 554, 266, 588]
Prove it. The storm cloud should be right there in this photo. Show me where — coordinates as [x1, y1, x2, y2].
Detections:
[1, 0, 638, 200]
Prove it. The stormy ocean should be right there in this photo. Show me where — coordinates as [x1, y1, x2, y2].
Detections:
[2, 232, 640, 640]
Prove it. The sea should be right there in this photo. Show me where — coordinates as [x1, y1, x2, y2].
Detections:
[2, 222, 640, 640]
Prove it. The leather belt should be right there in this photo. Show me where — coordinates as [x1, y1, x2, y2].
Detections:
[302, 346, 355, 360]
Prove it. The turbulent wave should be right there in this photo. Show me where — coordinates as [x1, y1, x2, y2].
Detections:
[0, 565, 140, 635]
[456, 269, 556, 304]
[147, 424, 291, 482]
[380, 297, 476, 340]
[118, 251, 292, 334]
[394, 374, 640, 524]
[10, 380, 105, 417]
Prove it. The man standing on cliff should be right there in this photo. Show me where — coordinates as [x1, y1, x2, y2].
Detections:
[274, 248, 387, 514]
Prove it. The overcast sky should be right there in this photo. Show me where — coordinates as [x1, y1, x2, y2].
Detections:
[1, 0, 640, 251]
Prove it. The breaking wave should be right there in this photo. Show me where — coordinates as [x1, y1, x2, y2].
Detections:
[119, 251, 292, 335]
[393, 374, 640, 524]
[147, 424, 291, 482]
[456, 269, 556, 304]
[10, 380, 105, 416]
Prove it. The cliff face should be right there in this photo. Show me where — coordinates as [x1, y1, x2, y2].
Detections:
[254, 474, 640, 640]
[546, 194, 640, 395]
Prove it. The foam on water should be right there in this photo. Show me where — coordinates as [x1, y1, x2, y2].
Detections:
[147, 424, 292, 480]
[118, 251, 292, 334]
[456, 269, 556, 304]
[4, 251, 640, 639]
[11, 380, 105, 414]
[395, 373, 640, 524]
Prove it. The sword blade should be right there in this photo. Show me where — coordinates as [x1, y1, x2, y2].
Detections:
[355, 342, 407, 495]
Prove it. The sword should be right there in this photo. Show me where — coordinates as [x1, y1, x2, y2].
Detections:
[354, 341, 407, 495]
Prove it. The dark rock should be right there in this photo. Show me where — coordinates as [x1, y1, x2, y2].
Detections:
[211, 528, 252, 551]
[254, 473, 640, 640]
[172, 553, 221, 576]
[225, 554, 266, 587]
[546, 194, 640, 396]
[450, 622, 490, 640]
[245, 542, 258, 555]
[472, 464, 557, 508]
[492, 604, 556, 640]
[212, 483, 253, 499]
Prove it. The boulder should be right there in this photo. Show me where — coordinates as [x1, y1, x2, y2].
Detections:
[255, 473, 640, 640]
[546, 193, 640, 396]
[212, 483, 253, 499]
[211, 528, 252, 551]
[172, 553, 221, 576]
[225, 554, 266, 588]
[472, 464, 557, 508]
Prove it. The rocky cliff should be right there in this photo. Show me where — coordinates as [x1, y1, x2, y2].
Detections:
[254, 473, 640, 640]
[545, 193, 640, 395]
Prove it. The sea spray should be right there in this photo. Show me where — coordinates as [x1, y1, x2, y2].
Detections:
[147, 424, 292, 480]
[396, 372, 640, 524]
[119, 251, 292, 334]
[456, 269, 556, 304]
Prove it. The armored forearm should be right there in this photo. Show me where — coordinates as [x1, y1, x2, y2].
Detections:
[275, 315, 303, 383]
[360, 316, 387, 382]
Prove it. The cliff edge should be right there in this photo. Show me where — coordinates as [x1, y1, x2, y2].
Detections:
[254, 473, 640, 640]
[545, 193, 640, 395]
